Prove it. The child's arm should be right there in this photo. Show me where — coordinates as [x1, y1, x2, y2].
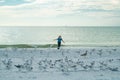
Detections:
[62, 39, 65, 43]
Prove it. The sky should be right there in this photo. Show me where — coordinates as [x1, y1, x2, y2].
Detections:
[0, 0, 120, 26]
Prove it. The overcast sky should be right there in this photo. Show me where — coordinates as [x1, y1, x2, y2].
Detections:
[0, 0, 120, 26]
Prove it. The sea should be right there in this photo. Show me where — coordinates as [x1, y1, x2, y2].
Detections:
[0, 26, 120, 47]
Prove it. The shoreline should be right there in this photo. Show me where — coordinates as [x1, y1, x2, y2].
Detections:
[0, 44, 120, 48]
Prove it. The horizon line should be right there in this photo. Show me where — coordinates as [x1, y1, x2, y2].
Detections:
[0, 26, 120, 27]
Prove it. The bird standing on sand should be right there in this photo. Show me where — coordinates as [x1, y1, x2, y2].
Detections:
[81, 51, 88, 56]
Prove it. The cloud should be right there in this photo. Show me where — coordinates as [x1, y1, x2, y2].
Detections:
[0, 0, 120, 14]
[0, 0, 120, 26]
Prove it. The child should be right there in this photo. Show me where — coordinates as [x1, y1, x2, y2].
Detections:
[55, 35, 65, 49]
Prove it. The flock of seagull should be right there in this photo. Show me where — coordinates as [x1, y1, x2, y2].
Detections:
[0, 48, 120, 72]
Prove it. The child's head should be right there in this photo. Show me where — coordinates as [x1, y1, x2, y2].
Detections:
[58, 35, 61, 38]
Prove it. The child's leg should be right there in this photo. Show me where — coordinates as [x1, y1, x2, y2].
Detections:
[58, 42, 61, 49]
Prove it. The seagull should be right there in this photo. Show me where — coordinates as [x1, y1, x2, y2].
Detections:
[14, 64, 24, 71]
[81, 51, 88, 56]
[15, 64, 24, 68]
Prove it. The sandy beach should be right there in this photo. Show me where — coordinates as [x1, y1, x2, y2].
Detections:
[0, 46, 120, 80]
